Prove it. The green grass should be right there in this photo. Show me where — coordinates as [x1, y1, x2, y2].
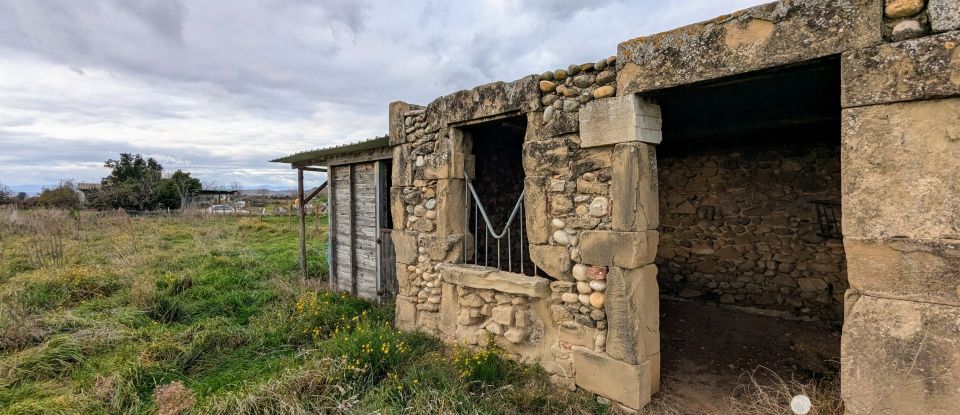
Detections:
[0, 209, 609, 414]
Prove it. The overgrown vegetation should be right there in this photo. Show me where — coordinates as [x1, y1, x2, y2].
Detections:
[0, 208, 609, 414]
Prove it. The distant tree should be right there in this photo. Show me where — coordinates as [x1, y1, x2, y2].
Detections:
[88, 153, 206, 211]
[0, 182, 10, 205]
[103, 153, 163, 185]
[169, 170, 201, 209]
[37, 181, 82, 209]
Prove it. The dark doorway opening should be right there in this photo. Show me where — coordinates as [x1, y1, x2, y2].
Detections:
[460, 116, 534, 275]
[645, 57, 845, 411]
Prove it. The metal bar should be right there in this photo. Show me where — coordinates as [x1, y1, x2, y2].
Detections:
[497, 238, 501, 270]
[474, 203, 478, 265]
[519, 200, 524, 275]
[297, 168, 307, 279]
[507, 227, 512, 272]
[464, 173, 524, 239]
[464, 174, 469, 264]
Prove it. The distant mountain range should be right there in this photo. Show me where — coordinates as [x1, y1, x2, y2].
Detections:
[240, 188, 297, 196]
[3, 184, 305, 197]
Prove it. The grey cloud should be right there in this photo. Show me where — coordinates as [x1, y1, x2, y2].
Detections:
[111, 0, 187, 42]
[514, 0, 619, 20]
[0, 0, 769, 189]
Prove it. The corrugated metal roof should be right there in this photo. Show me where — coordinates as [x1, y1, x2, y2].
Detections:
[270, 135, 389, 165]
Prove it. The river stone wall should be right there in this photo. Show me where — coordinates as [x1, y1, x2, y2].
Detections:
[390, 53, 663, 410]
[655, 144, 847, 321]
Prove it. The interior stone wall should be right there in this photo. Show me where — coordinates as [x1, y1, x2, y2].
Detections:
[655, 142, 847, 321]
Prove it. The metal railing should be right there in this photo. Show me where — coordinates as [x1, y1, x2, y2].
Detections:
[462, 173, 535, 275]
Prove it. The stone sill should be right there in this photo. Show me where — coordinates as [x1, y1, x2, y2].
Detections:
[437, 263, 551, 298]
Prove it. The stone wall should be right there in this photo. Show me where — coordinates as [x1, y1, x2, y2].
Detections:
[390, 54, 664, 411]
[838, 3, 960, 413]
[385, 0, 960, 413]
[655, 143, 847, 321]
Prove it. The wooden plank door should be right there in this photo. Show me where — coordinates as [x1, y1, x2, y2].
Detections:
[351, 163, 378, 300]
[376, 160, 397, 301]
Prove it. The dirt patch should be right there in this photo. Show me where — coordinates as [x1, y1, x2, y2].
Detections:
[154, 381, 195, 415]
[658, 299, 841, 413]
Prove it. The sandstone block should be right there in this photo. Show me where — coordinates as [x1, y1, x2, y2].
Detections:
[430, 75, 539, 125]
[438, 282, 459, 336]
[617, 0, 882, 94]
[573, 347, 655, 410]
[841, 31, 960, 107]
[842, 295, 960, 414]
[422, 152, 475, 180]
[558, 321, 596, 348]
[394, 295, 418, 332]
[434, 179, 466, 235]
[491, 305, 514, 326]
[580, 231, 658, 269]
[529, 244, 573, 281]
[523, 136, 572, 175]
[842, 99, 960, 240]
[580, 95, 662, 148]
[420, 233, 466, 263]
[437, 263, 551, 298]
[389, 101, 420, 145]
[390, 187, 407, 230]
[605, 265, 659, 364]
[523, 176, 550, 245]
[612, 143, 658, 231]
[392, 231, 419, 264]
[391, 146, 413, 186]
[845, 237, 960, 306]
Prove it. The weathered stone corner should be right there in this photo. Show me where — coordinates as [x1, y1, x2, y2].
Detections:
[580, 230, 658, 269]
[573, 347, 656, 410]
[611, 142, 658, 231]
[605, 265, 659, 364]
[579, 95, 662, 148]
[389, 101, 423, 145]
[842, 295, 960, 414]
[529, 244, 572, 281]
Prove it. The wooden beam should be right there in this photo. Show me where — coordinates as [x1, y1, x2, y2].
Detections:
[302, 181, 328, 205]
[328, 167, 337, 290]
[293, 146, 393, 169]
[300, 166, 327, 172]
[297, 168, 308, 279]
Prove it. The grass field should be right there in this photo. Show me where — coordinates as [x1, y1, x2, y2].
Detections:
[0, 209, 616, 415]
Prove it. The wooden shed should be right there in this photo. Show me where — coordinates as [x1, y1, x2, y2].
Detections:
[272, 136, 397, 301]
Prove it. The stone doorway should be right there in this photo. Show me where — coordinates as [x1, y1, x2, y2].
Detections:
[645, 57, 847, 405]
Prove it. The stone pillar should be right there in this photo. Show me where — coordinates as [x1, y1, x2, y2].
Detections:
[839, 31, 960, 414]
[569, 94, 663, 410]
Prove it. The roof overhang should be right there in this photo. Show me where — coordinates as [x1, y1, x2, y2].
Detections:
[271, 135, 390, 167]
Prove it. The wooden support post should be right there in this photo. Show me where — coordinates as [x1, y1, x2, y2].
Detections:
[349, 164, 358, 296]
[298, 168, 308, 279]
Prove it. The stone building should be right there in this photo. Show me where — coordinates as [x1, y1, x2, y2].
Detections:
[284, 0, 960, 412]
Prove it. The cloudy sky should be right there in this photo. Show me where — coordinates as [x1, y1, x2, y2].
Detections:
[0, 0, 766, 192]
